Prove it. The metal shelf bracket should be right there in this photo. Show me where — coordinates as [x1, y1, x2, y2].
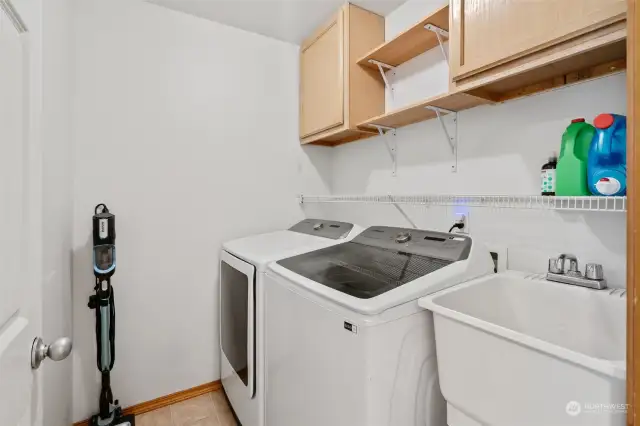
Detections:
[368, 59, 396, 97]
[388, 196, 417, 228]
[424, 24, 449, 65]
[425, 105, 458, 172]
[372, 125, 397, 177]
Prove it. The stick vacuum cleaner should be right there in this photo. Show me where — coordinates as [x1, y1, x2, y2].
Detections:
[88, 204, 135, 426]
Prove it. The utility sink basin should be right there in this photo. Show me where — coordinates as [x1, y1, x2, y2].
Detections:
[418, 271, 626, 426]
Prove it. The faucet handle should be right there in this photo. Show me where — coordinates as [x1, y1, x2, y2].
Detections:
[585, 263, 604, 281]
[548, 258, 563, 274]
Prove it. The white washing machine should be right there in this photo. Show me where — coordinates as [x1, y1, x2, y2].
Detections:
[264, 226, 494, 426]
[219, 219, 363, 426]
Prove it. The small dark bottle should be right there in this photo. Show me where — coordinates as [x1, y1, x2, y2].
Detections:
[541, 154, 558, 196]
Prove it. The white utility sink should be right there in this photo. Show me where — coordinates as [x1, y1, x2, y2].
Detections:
[418, 271, 626, 426]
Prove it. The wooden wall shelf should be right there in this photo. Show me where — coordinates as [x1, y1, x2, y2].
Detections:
[357, 4, 449, 69]
[357, 26, 626, 133]
[305, 128, 378, 146]
[357, 91, 494, 130]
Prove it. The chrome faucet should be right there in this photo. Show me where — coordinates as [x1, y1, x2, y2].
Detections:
[553, 254, 579, 275]
[546, 253, 607, 290]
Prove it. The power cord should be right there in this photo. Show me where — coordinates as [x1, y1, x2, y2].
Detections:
[448, 223, 464, 233]
[448, 214, 467, 233]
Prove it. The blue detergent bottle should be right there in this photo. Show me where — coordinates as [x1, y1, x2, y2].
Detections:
[588, 113, 627, 196]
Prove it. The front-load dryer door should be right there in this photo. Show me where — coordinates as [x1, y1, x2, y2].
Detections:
[220, 250, 256, 398]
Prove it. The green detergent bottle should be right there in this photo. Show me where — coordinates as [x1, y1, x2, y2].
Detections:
[556, 118, 595, 196]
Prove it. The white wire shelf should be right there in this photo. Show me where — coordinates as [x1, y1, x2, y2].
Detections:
[299, 194, 627, 212]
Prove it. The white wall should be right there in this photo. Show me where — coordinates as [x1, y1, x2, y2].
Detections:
[312, 0, 627, 287]
[70, 0, 331, 421]
[68, 0, 627, 421]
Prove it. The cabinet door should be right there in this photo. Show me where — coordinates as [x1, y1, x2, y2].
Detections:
[300, 10, 344, 138]
[450, 0, 626, 81]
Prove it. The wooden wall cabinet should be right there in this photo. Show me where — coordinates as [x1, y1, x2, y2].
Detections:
[449, 0, 627, 82]
[299, 4, 385, 146]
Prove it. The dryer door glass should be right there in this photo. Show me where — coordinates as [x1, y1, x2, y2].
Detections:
[220, 255, 255, 397]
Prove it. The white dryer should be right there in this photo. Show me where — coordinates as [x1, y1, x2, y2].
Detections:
[219, 219, 363, 426]
[264, 226, 494, 426]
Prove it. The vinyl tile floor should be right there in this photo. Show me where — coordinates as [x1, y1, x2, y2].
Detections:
[136, 390, 238, 426]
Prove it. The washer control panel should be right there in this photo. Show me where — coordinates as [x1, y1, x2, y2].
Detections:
[354, 226, 472, 261]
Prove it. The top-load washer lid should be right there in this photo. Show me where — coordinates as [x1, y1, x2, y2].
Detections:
[222, 219, 362, 271]
[276, 226, 474, 299]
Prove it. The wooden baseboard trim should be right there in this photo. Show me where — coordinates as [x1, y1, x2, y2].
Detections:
[73, 380, 222, 426]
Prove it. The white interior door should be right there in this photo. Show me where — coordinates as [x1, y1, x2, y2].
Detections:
[0, 2, 71, 425]
[0, 3, 37, 425]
